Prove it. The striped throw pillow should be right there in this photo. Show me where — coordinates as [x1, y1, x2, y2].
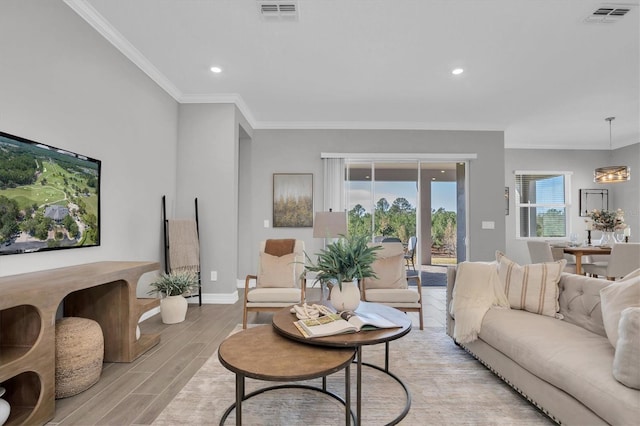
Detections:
[496, 251, 566, 317]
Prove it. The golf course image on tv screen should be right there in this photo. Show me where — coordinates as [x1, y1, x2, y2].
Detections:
[0, 131, 100, 255]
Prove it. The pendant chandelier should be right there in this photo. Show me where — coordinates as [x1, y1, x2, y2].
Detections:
[594, 117, 630, 183]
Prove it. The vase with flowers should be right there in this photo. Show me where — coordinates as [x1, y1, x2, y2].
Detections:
[586, 209, 627, 247]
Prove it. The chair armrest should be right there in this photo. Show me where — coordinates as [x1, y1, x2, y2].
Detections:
[245, 274, 257, 290]
[243, 274, 257, 304]
[407, 273, 422, 298]
[407, 274, 420, 286]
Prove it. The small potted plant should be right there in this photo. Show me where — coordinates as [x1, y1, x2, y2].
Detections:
[304, 234, 380, 311]
[148, 271, 198, 324]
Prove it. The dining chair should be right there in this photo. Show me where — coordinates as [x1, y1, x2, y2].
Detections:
[582, 243, 640, 280]
[243, 239, 306, 328]
[404, 236, 417, 271]
[526, 241, 577, 273]
[361, 242, 424, 329]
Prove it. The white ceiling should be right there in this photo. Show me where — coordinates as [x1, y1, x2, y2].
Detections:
[66, 0, 639, 150]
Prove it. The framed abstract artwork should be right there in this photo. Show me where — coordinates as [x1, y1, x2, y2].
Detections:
[273, 173, 313, 227]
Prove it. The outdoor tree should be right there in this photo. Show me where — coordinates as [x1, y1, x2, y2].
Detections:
[431, 207, 456, 251]
[348, 204, 372, 238]
[347, 198, 456, 260]
[376, 198, 390, 212]
[537, 208, 565, 237]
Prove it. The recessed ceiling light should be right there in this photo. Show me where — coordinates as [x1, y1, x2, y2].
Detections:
[451, 68, 464, 75]
[210, 66, 222, 73]
[441, 170, 445, 173]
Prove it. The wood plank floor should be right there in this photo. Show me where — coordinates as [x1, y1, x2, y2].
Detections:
[47, 287, 446, 425]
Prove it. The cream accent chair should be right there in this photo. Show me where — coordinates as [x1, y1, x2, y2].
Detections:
[361, 242, 424, 329]
[527, 240, 577, 274]
[243, 239, 305, 328]
[582, 243, 640, 280]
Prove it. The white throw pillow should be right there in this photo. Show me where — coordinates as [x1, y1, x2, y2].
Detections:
[612, 307, 640, 389]
[600, 271, 640, 347]
[496, 251, 565, 317]
[257, 252, 298, 288]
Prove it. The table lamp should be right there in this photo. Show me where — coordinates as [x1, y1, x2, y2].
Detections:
[312, 209, 347, 300]
[313, 209, 347, 239]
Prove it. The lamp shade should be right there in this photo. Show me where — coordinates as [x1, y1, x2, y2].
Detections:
[313, 211, 347, 238]
[594, 166, 630, 183]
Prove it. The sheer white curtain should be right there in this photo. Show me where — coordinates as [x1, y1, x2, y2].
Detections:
[323, 157, 345, 212]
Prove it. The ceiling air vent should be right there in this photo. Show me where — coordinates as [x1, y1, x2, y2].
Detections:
[584, 4, 634, 23]
[257, 1, 299, 21]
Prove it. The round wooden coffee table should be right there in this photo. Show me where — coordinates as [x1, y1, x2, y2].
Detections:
[272, 301, 412, 425]
[218, 325, 356, 425]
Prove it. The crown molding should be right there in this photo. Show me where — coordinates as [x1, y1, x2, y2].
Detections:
[321, 152, 478, 160]
[64, 0, 183, 100]
[506, 141, 640, 150]
[179, 93, 256, 126]
[252, 121, 504, 131]
[506, 142, 604, 150]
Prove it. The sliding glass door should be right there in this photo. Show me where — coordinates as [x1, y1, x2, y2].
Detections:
[345, 160, 419, 245]
[345, 159, 467, 269]
[420, 162, 463, 266]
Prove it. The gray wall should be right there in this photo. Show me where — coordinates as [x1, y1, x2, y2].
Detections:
[175, 104, 252, 302]
[0, 0, 178, 295]
[505, 145, 639, 265]
[611, 143, 640, 238]
[238, 129, 506, 283]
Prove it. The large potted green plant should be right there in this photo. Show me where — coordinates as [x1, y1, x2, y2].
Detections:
[305, 234, 381, 311]
[148, 271, 198, 324]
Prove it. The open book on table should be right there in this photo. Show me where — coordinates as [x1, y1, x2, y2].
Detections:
[294, 311, 399, 338]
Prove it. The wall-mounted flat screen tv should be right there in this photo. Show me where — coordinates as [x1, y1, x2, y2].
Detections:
[0, 131, 100, 255]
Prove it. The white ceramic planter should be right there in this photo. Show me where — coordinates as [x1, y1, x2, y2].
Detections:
[330, 281, 361, 312]
[160, 295, 188, 324]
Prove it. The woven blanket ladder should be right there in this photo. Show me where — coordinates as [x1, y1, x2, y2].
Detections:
[162, 195, 202, 306]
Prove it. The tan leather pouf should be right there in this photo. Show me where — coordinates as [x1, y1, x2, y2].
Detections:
[55, 317, 104, 399]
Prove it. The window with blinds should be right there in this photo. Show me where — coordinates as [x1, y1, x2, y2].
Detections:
[515, 171, 571, 238]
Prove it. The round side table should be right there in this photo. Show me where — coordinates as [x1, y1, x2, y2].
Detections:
[218, 325, 356, 425]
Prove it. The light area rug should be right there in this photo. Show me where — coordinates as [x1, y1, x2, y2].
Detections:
[153, 326, 553, 425]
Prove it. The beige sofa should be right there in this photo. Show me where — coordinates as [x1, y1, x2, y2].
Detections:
[446, 267, 640, 425]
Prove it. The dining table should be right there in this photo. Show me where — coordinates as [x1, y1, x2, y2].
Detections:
[563, 246, 612, 275]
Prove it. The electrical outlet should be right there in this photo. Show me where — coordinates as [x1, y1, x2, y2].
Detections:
[482, 221, 495, 230]
[264, 219, 269, 228]
[210, 271, 218, 281]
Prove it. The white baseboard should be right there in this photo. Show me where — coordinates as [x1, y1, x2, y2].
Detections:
[186, 291, 239, 304]
[138, 292, 240, 323]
